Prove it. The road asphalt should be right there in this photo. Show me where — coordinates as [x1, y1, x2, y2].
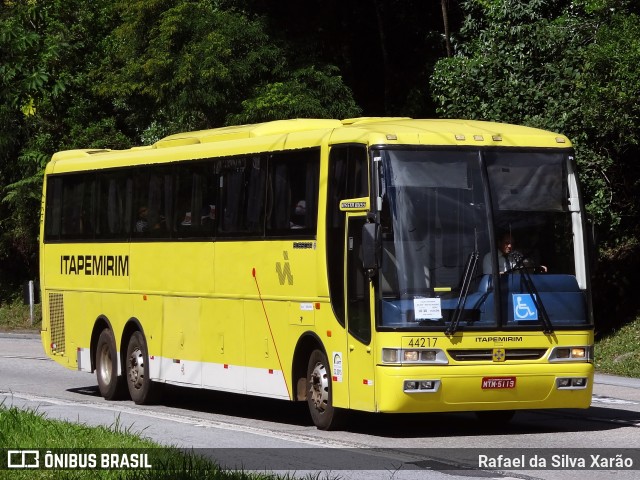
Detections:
[2, 329, 639, 390]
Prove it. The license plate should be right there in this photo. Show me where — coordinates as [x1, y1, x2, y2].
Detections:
[481, 376, 516, 389]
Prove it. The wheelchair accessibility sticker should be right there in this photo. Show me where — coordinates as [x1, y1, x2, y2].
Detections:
[513, 294, 538, 320]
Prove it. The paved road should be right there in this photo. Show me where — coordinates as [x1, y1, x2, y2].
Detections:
[1, 332, 640, 479]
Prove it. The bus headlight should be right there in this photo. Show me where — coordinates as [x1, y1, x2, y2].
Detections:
[549, 346, 593, 362]
[404, 379, 441, 393]
[382, 348, 448, 365]
[556, 377, 588, 389]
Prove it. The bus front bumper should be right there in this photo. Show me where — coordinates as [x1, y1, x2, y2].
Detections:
[375, 363, 594, 413]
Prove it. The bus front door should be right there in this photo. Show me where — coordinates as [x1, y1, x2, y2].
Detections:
[345, 216, 376, 411]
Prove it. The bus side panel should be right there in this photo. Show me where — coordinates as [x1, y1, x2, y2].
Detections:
[213, 240, 321, 400]
[201, 298, 246, 394]
[133, 292, 164, 380]
[40, 243, 130, 370]
[129, 242, 214, 297]
[244, 300, 289, 399]
[46, 245, 131, 292]
[304, 301, 350, 409]
[160, 296, 202, 386]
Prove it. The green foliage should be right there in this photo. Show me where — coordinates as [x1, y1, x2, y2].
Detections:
[227, 66, 362, 124]
[0, 300, 41, 330]
[595, 314, 640, 378]
[431, 0, 640, 329]
[2, 0, 639, 332]
[0, 0, 361, 301]
[431, 0, 640, 240]
[0, 405, 264, 479]
[0, 404, 321, 479]
[96, 1, 283, 134]
[94, 1, 361, 138]
[0, 0, 122, 301]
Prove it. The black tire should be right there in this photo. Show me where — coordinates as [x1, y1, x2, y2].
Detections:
[95, 329, 126, 400]
[306, 349, 344, 430]
[125, 331, 156, 404]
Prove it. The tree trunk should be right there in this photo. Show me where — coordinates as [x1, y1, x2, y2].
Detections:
[441, 0, 453, 57]
[373, 0, 391, 113]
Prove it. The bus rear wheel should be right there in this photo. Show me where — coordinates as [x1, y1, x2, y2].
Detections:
[95, 329, 126, 400]
[306, 349, 344, 430]
[125, 331, 156, 404]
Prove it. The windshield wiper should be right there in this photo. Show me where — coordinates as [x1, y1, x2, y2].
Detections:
[446, 250, 479, 335]
[510, 256, 554, 334]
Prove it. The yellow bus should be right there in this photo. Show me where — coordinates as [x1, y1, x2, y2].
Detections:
[40, 118, 594, 430]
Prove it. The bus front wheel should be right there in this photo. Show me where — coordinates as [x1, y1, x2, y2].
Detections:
[125, 331, 156, 404]
[95, 329, 125, 400]
[306, 349, 344, 430]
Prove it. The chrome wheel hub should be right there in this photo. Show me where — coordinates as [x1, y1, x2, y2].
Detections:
[98, 345, 112, 384]
[309, 361, 329, 412]
[128, 347, 144, 390]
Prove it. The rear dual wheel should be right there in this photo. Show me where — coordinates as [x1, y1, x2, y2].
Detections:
[95, 329, 156, 404]
[95, 329, 126, 400]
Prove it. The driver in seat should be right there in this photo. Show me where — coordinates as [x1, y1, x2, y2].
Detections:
[482, 232, 548, 275]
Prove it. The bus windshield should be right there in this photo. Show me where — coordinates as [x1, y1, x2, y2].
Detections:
[376, 148, 590, 331]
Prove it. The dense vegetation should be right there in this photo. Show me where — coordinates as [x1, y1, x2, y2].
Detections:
[1, 0, 639, 334]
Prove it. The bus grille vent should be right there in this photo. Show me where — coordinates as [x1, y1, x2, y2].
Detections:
[448, 349, 547, 361]
[49, 293, 65, 354]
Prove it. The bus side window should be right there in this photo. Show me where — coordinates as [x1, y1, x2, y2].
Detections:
[98, 173, 132, 239]
[132, 167, 172, 238]
[44, 177, 63, 240]
[197, 161, 217, 233]
[173, 161, 216, 237]
[174, 167, 195, 233]
[245, 156, 266, 233]
[217, 156, 265, 236]
[61, 175, 88, 237]
[266, 149, 319, 236]
[270, 162, 290, 230]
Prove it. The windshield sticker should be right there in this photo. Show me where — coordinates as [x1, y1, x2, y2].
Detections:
[513, 294, 538, 321]
[414, 297, 442, 320]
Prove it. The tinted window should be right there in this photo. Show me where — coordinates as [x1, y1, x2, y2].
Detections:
[266, 149, 320, 237]
[217, 156, 266, 236]
[326, 145, 369, 326]
[96, 172, 132, 239]
[132, 166, 173, 239]
[44, 148, 321, 243]
[174, 162, 216, 238]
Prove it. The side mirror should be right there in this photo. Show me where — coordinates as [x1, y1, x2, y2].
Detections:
[362, 222, 381, 277]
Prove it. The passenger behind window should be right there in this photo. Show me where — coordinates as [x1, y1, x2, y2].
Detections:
[290, 200, 306, 228]
[136, 206, 149, 233]
[136, 206, 165, 233]
[180, 211, 192, 227]
[200, 204, 215, 226]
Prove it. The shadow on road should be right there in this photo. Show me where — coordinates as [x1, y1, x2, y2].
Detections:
[67, 383, 640, 438]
